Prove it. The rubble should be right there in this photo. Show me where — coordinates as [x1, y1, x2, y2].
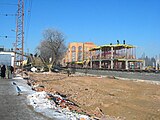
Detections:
[27, 91, 90, 120]
[31, 67, 38, 72]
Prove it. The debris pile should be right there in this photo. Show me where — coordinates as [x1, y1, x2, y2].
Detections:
[27, 91, 90, 120]
[26, 77, 111, 119]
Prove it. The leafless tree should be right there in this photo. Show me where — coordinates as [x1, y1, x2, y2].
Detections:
[37, 28, 66, 72]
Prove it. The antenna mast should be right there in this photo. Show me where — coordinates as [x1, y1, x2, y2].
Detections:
[14, 0, 24, 73]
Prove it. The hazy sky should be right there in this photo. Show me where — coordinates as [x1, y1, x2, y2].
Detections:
[0, 0, 160, 57]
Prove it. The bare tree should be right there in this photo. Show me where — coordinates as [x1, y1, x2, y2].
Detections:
[37, 28, 66, 72]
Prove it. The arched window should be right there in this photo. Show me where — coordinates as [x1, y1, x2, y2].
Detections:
[71, 46, 76, 61]
[72, 52, 76, 61]
[78, 46, 82, 51]
[78, 52, 82, 61]
[72, 46, 76, 51]
[78, 46, 82, 61]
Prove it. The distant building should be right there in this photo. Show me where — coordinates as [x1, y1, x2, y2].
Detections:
[62, 42, 97, 66]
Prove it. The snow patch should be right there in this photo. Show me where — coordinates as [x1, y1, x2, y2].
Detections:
[13, 79, 90, 119]
[13, 76, 23, 80]
[13, 74, 23, 80]
[27, 91, 90, 120]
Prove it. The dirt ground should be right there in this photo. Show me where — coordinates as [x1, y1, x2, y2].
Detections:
[28, 72, 160, 120]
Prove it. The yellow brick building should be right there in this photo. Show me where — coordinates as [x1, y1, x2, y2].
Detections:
[62, 42, 96, 66]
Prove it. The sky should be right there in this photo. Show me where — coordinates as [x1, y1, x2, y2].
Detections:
[0, 0, 160, 58]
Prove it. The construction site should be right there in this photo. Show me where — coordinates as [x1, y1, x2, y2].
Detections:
[0, 0, 160, 120]
[64, 40, 145, 71]
[89, 40, 144, 70]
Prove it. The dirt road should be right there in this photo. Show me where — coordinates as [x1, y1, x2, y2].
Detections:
[28, 72, 160, 120]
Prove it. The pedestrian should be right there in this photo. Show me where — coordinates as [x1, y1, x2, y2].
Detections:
[1, 65, 6, 79]
[10, 66, 14, 78]
[6, 66, 9, 79]
[10, 66, 14, 74]
[67, 68, 71, 77]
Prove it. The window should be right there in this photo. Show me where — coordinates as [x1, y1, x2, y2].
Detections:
[71, 46, 76, 61]
[78, 46, 82, 51]
[85, 47, 87, 51]
[72, 46, 76, 51]
[78, 52, 82, 61]
[72, 52, 76, 61]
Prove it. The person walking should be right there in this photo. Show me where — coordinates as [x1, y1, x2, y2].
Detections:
[10, 66, 14, 74]
[10, 66, 14, 78]
[1, 65, 6, 79]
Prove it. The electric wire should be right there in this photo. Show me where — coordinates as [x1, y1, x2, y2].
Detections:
[0, 13, 17, 16]
[0, 2, 17, 44]
[0, 3, 17, 6]
[0, 1, 33, 54]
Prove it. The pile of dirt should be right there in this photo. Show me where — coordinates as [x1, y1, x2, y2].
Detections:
[28, 72, 160, 120]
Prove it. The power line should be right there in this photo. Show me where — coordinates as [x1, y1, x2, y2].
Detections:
[0, 13, 17, 16]
[0, 3, 17, 6]
[0, 35, 15, 39]
[0, 36, 8, 38]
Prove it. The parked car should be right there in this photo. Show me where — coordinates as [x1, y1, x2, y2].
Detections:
[51, 66, 63, 73]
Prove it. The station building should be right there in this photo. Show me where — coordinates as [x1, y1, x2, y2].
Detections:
[0, 47, 15, 66]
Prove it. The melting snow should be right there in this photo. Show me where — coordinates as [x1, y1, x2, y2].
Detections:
[27, 91, 90, 120]
[12, 77, 90, 120]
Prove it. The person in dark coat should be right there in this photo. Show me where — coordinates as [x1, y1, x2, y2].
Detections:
[1, 65, 6, 79]
[9, 66, 14, 79]
[10, 66, 14, 74]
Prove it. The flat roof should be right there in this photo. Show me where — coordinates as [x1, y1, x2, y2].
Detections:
[75, 61, 83, 64]
[90, 44, 135, 51]
[117, 59, 144, 62]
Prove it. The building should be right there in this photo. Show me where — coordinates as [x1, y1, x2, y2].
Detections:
[63, 42, 97, 66]
[0, 46, 15, 66]
[0, 46, 28, 67]
[89, 41, 145, 70]
[0, 52, 15, 66]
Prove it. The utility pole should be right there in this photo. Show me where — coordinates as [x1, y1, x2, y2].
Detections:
[14, 0, 24, 74]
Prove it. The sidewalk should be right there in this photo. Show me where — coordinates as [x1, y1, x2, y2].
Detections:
[0, 78, 51, 120]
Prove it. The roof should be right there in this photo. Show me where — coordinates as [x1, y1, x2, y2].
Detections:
[89, 46, 101, 51]
[90, 44, 135, 51]
[117, 59, 144, 62]
[75, 61, 83, 64]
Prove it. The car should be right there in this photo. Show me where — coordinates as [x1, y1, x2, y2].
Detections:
[51, 66, 63, 73]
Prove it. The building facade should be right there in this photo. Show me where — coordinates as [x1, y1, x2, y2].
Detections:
[63, 42, 96, 66]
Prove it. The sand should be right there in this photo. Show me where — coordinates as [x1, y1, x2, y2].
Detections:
[28, 72, 160, 120]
